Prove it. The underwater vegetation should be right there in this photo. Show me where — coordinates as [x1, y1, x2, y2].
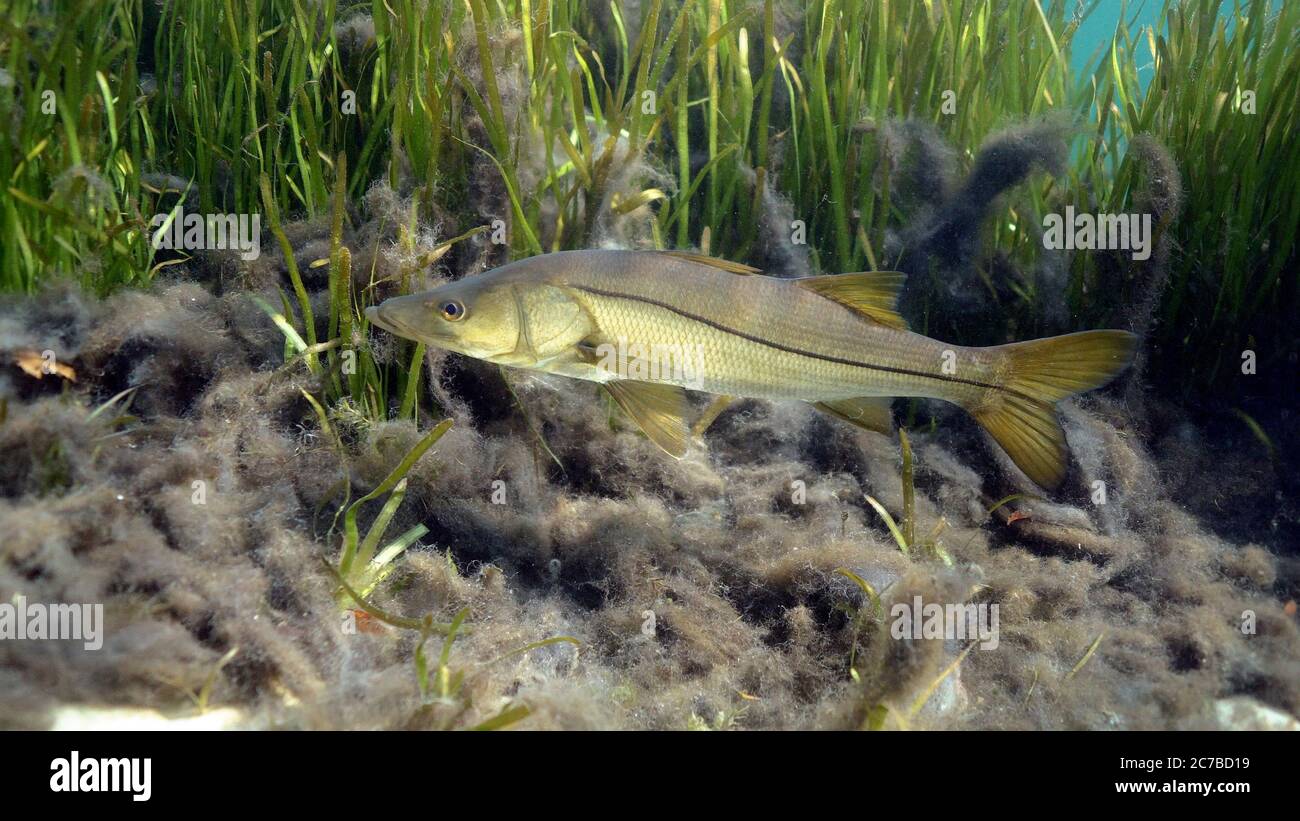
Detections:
[1, 0, 1295, 397]
[0, 0, 1296, 730]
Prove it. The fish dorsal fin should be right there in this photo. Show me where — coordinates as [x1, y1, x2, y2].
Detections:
[603, 380, 690, 458]
[656, 250, 761, 275]
[813, 397, 896, 435]
[796, 272, 909, 330]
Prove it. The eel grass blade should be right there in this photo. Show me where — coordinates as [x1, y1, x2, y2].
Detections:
[339, 417, 453, 576]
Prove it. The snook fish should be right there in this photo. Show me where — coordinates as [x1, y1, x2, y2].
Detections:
[366, 250, 1135, 488]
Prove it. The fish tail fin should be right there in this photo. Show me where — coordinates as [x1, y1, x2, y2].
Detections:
[965, 330, 1137, 488]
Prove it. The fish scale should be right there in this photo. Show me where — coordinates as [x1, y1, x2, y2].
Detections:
[567, 272, 996, 406]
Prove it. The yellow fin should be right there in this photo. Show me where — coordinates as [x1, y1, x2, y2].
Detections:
[656, 250, 761, 275]
[989, 329, 1137, 403]
[968, 329, 1137, 488]
[692, 394, 735, 437]
[604, 380, 690, 458]
[970, 394, 1070, 489]
[813, 397, 895, 435]
[796, 272, 908, 330]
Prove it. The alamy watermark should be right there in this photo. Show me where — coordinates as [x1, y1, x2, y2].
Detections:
[50, 751, 151, 802]
[890, 596, 1000, 651]
[150, 207, 261, 261]
[593, 338, 706, 390]
[0, 594, 103, 651]
[1042, 205, 1152, 261]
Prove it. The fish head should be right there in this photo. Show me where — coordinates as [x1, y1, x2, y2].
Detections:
[366, 276, 522, 361]
[365, 270, 593, 366]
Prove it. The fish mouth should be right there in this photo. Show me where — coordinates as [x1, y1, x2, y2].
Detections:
[365, 304, 420, 340]
[364, 305, 393, 333]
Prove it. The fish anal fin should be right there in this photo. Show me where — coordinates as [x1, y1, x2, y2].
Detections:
[656, 250, 762, 275]
[797, 272, 909, 330]
[814, 397, 896, 435]
[604, 380, 690, 458]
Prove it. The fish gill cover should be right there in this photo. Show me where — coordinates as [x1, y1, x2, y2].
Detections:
[0, 0, 1295, 731]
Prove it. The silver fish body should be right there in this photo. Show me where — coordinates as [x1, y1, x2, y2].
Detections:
[367, 249, 1135, 488]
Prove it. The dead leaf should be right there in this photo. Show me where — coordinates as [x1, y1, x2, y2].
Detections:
[14, 349, 76, 382]
[351, 609, 386, 635]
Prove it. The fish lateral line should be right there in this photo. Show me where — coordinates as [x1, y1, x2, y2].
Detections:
[568, 284, 1031, 401]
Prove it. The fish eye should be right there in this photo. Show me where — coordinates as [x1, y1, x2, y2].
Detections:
[440, 300, 466, 322]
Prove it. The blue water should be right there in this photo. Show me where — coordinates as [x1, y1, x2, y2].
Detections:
[1069, 0, 1284, 86]
[1069, 1, 1162, 82]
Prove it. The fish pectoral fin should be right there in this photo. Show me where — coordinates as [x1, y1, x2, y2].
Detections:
[574, 337, 604, 364]
[796, 271, 909, 330]
[813, 397, 896, 435]
[604, 380, 690, 458]
[654, 250, 762, 275]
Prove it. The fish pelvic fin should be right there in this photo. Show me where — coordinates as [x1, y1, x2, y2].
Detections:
[969, 330, 1137, 489]
[796, 272, 909, 330]
[604, 380, 690, 458]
